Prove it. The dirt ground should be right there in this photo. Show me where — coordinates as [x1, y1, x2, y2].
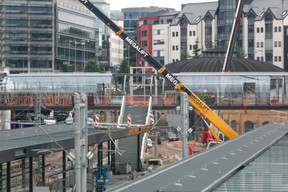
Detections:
[143, 140, 206, 167]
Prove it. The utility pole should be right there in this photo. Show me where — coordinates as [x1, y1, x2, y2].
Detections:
[181, 92, 189, 159]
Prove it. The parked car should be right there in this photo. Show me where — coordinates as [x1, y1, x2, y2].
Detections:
[167, 132, 179, 142]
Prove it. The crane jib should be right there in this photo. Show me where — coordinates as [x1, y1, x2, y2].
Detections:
[125, 37, 149, 58]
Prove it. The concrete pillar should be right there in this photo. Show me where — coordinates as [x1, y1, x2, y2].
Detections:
[0, 110, 10, 130]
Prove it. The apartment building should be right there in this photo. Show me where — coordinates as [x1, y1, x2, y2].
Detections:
[137, 0, 288, 71]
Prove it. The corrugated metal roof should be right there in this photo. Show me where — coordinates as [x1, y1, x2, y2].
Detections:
[215, 134, 288, 192]
[165, 58, 287, 73]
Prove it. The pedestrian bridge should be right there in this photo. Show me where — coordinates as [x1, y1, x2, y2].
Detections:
[1, 72, 288, 110]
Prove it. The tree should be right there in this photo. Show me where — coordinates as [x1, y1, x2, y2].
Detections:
[63, 64, 75, 72]
[235, 46, 247, 58]
[127, 47, 137, 67]
[192, 38, 202, 58]
[117, 59, 130, 84]
[181, 47, 191, 61]
[83, 59, 101, 72]
[212, 37, 220, 48]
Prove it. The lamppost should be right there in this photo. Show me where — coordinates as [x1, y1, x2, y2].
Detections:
[81, 41, 85, 70]
[81, 40, 89, 70]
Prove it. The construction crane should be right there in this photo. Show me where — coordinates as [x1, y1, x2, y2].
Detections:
[78, 0, 238, 140]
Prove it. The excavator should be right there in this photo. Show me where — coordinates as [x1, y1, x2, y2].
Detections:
[78, 0, 242, 140]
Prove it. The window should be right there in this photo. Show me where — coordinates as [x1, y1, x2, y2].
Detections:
[193, 31, 196, 36]
[279, 26, 281, 32]
[245, 121, 254, 132]
[274, 41, 277, 47]
[261, 42, 263, 48]
[195, 16, 201, 21]
[275, 56, 277, 62]
[279, 41, 281, 47]
[257, 28, 259, 33]
[142, 31, 147, 37]
[176, 45, 179, 50]
[257, 57, 260, 60]
[176, 32, 178, 37]
[274, 26, 277, 32]
[279, 56, 282, 62]
[189, 45, 193, 50]
[142, 40, 147, 47]
[172, 32, 175, 37]
[261, 27, 263, 33]
[189, 31, 192, 36]
[261, 57, 264, 61]
[257, 42, 259, 48]
[172, 45, 175, 51]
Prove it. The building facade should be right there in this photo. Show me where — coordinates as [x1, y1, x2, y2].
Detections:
[56, 0, 98, 72]
[122, 7, 175, 65]
[0, 0, 55, 74]
[137, 0, 288, 71]
[0, 0, 117, 73]
[110, 10, 124, 69]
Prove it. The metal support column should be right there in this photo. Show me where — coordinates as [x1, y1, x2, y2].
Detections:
[74, 93, 82, 192]
[98, 143, 103, 167]
[7, 162, 11, 192]
[137, 134, 141, 171]
[80, 92, 88, 192]
[29, 157, 33, 192]
[62, 151, 66, 192]
[22, 158, 26, 189]
[181, 92, 189, 159]
[34, 94, 41, 124]
[42, 155, 45, 186]
[108, 141, 111, 166]
[111, 140, 115, 174]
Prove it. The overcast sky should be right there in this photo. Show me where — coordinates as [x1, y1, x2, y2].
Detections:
[106, 0, 217, 11]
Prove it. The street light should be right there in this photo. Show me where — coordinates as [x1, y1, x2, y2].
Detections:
[81, 40, 89, 70]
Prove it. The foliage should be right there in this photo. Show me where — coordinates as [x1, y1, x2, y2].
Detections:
[212, 37, 221, 48]
[181, 47, 191, 61]
[192, 38, 202, 58]
[63, 64, 75, 72]
[235, 46, 247, 58]
[117, 59, 130, 83]
[127, 47, 137, 67]
[83, 59, 101, 72]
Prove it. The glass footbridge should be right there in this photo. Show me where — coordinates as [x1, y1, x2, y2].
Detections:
[0, 72, 288, 110]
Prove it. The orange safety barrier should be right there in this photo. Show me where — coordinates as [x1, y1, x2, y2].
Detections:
[19, 96, 31, 106]
[98, 96, 109, 105]
[44, 96, 56, 106]
[6, 97, 17, 106]
[164, 96, 176, 105]
[126, 96, 150, 106]
[58, 96, 70, 105]
[173, 140, 195, 149]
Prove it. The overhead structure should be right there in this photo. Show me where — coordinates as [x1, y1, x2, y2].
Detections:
[78, 0, 238, 139]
